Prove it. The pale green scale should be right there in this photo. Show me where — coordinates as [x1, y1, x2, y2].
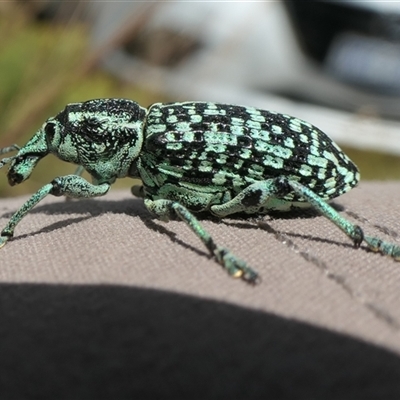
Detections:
[231, 117, 244, 126]
[259, 130, 271, 141]
[190, 114, 202, 123]
[323, 150, 339, 165]
[205, 143, 226, 153]
[175, 121, 192, 132]
[310, 145, 320, 157]
[203, 132, 217, 143]
[271, 125, 283, 134]
[212, 173, 227, 186]
[309, 178, 317, 188]
[165, 132, 177, 142]
[289, 122, 302, 133]
[284, 137, 295, 148]
[325, 177, 337, 189]
[234, 159, 244, 170]
[338, 165, 350, 176]
[299, 164, 313, 177]
[248, 164, 264, 177]
[299, 133, 309, 143]
[183, 131, 195, 142]
[251, 130, 270, 142]
[239, 148, 252, 159]
[249, 130, 261, 140]
[311, 138, 321, 148]
[183, 160, 193, 170]
[189, 151, 199, 160]
[325, 187, 337, 196]
[263, 154, 284, 169]
[216, 154, 228, 164]
[166, 142, 183, 151]
[68, 111, 83, 123]
[345, 171, 355, 183]
[204, 106, 224, 116]
[198, 151, 209, 161]
[259, 143, 292, 160]
[204, 132, 237, 146]
[148, 105, 162, 117]
[251, 114, 266, 122]
[166, 115, 178, 124]
[230, 125, 244, 135]
[311, 130, 320, 140]
[318, 168, 327, 180]
[199, 161, 213, 172]
[233, 175, 246, 189]
[209, 122, 222, 133]
[254, 140, 268, 153]
[307, 154, 328, 168]
[246, 120, 262, 130]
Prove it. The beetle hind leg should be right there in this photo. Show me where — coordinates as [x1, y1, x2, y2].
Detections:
[286, 179, 400, 260]
[211, 177, 400, 261]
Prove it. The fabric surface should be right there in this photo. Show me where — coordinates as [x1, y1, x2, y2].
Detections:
[1, 181, 400, 398]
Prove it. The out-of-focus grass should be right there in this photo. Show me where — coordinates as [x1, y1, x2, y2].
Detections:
[0, 7, 160, 197]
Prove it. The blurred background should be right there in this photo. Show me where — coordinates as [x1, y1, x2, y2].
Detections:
[1, 0, 400, 197]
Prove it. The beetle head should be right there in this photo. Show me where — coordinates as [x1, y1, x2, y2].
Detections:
[0, 124, 50, 186]
[1, 98, 147, 186]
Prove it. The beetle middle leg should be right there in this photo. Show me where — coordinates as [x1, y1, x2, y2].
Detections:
[144, 198, 260, 284]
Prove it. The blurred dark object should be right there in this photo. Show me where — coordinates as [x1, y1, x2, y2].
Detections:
[17, 0, 87, 22]
[285, 1, 400, 94]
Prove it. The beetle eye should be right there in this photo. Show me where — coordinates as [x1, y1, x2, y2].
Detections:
[44, 122, 56, 142]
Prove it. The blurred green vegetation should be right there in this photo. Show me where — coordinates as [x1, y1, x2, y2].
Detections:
[0, 5, 399, 199]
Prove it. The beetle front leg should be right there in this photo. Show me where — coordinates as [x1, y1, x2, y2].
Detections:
[144, 198, 260, 284]
[0, 175, 110, 248]
[65, 165, 86, 202]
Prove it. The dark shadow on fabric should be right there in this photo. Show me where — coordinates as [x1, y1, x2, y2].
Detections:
[0, 195, 345, 222]
[141, 216, 210, 258]
[0, 283, 400, 399]
[0, 197, 147, 220]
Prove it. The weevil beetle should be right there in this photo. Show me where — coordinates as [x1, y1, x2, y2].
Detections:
[1, 99, 400, 283]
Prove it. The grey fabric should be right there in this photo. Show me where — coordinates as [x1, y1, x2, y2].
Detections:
[1, 181, 400, 398]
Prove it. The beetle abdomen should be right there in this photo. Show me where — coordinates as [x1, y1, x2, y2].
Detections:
[143, 102, 359, 201]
